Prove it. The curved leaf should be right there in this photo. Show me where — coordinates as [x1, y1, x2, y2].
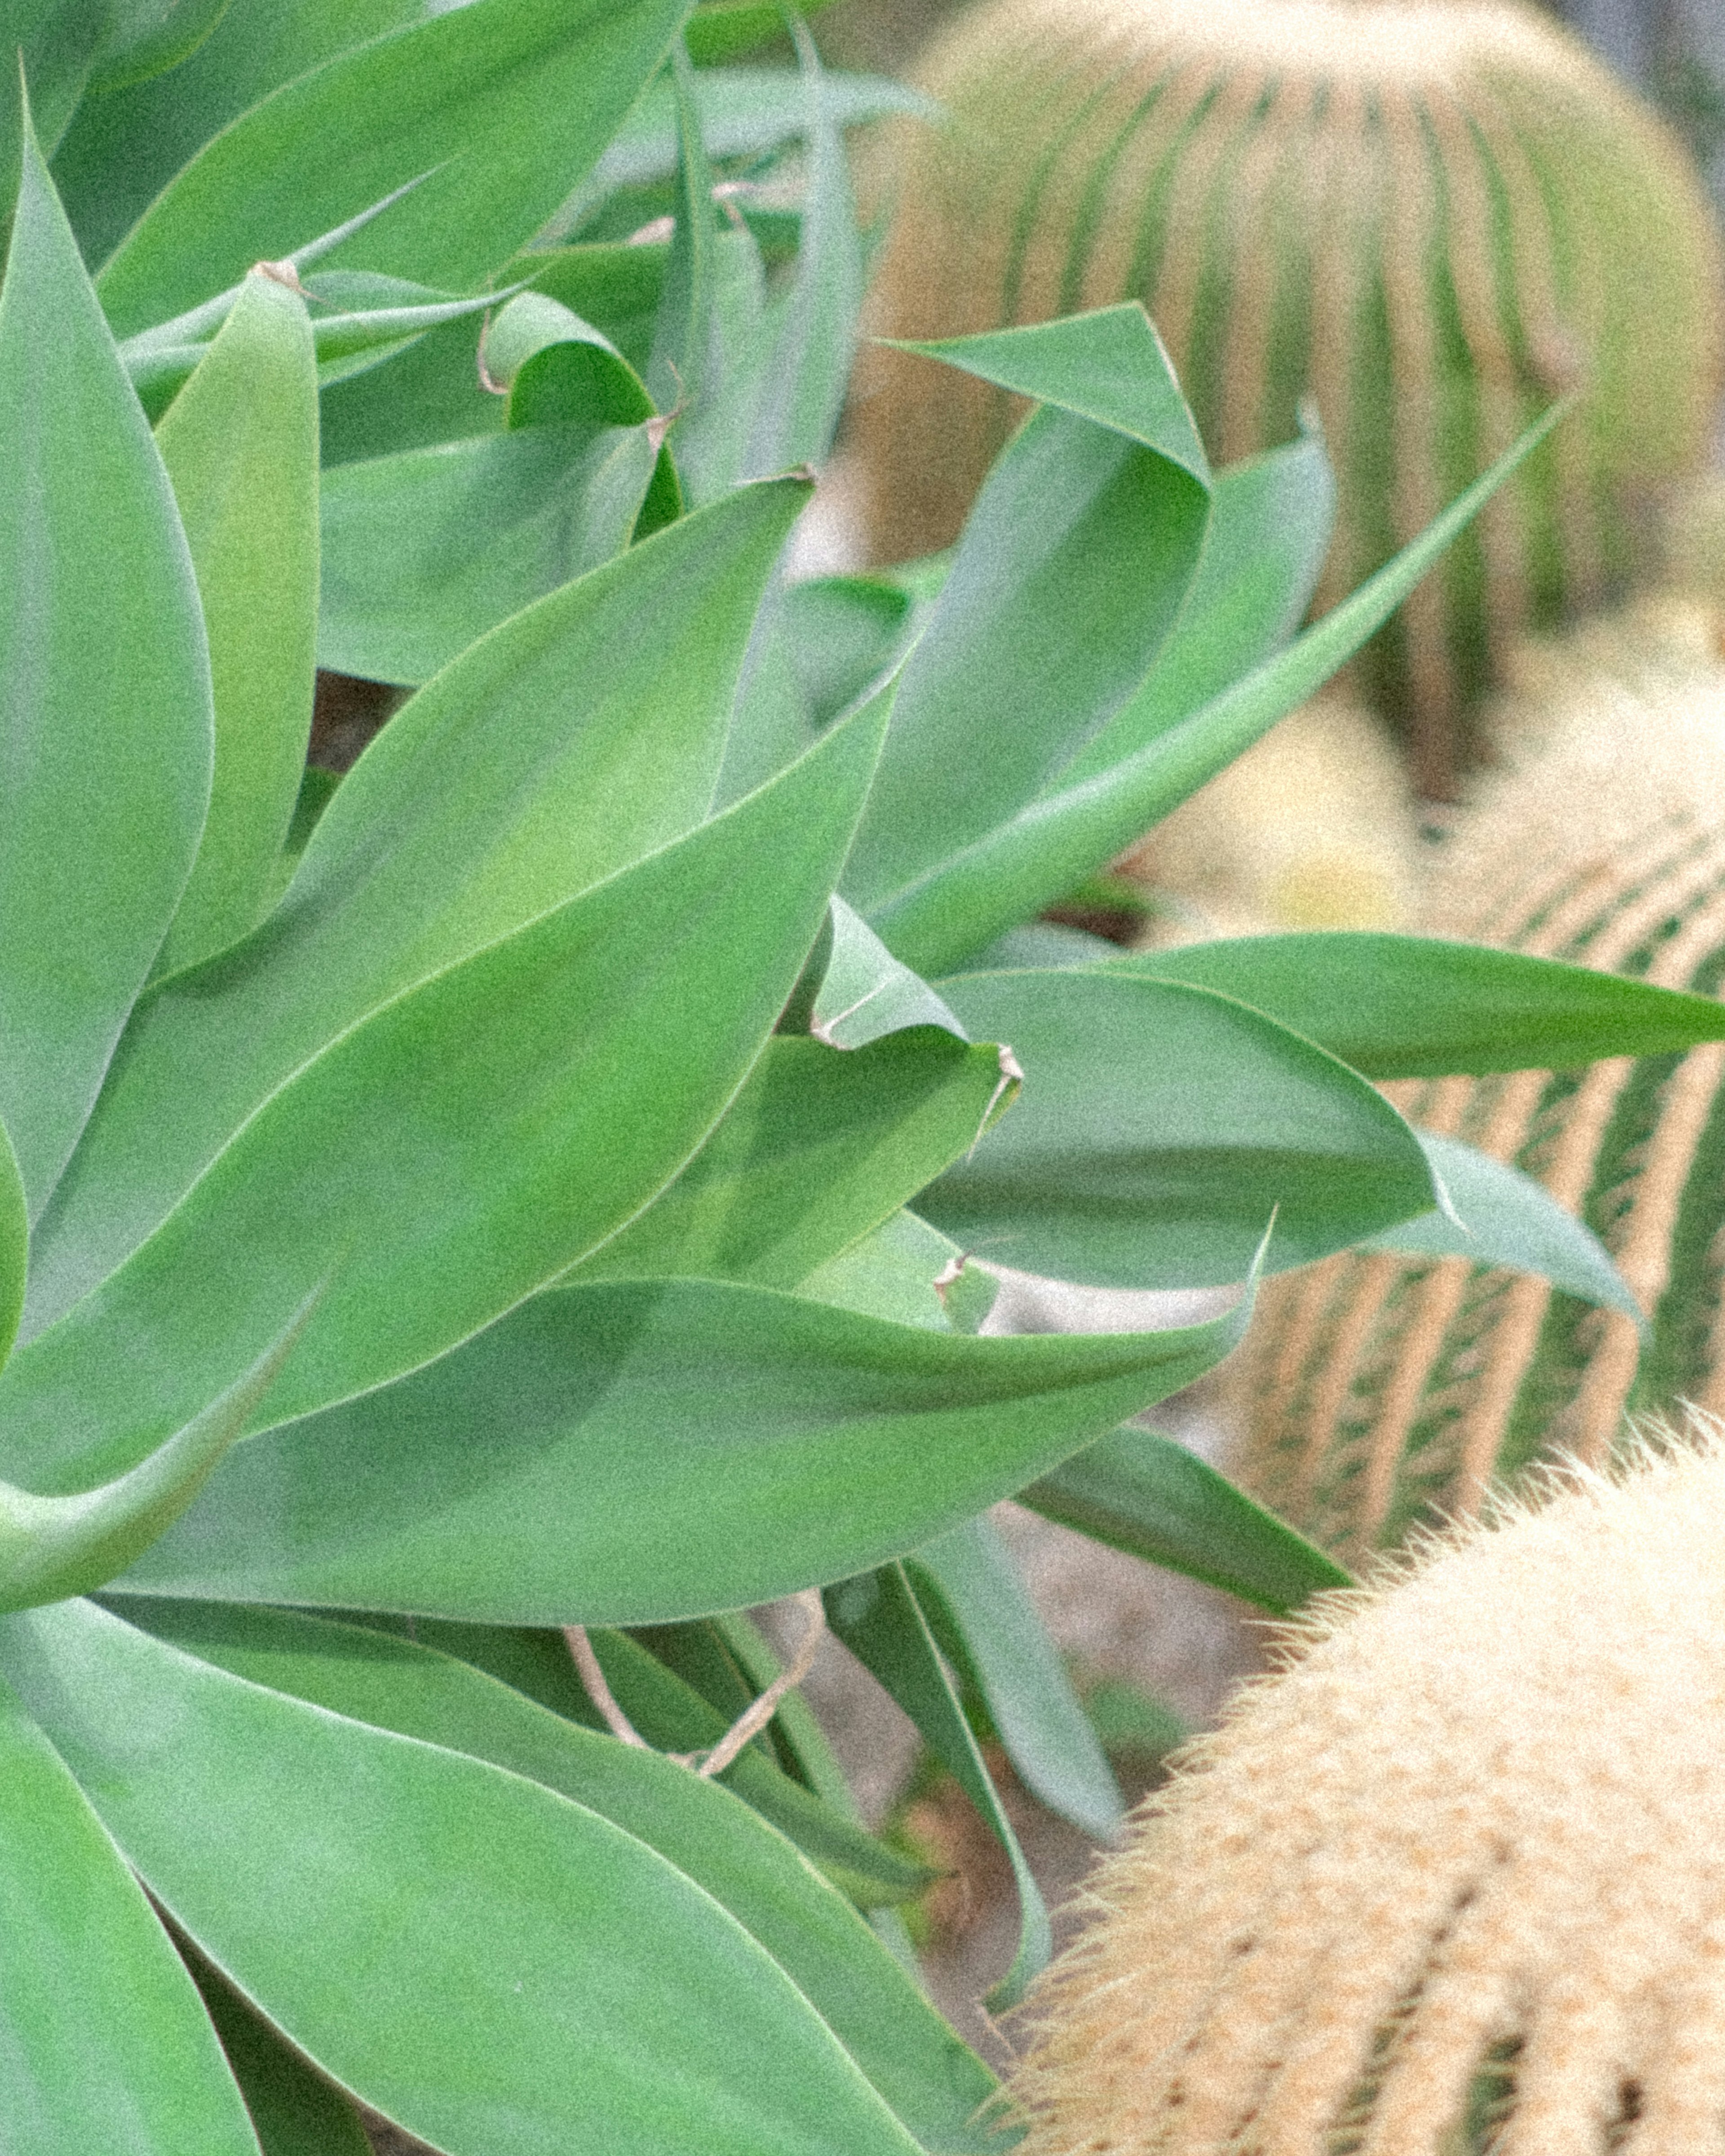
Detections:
[0, 115, 211, 1215]
[154, 264, 317, 975]
[922, 971, 1437, 1287]
[0, 1667, 258, 2153]
[117, 1274, 1249, 1623]
[0, 1598, 924, 2156]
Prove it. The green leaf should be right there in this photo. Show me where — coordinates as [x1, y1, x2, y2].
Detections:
[1113, 932, 1725, 1077]
[118, 1273, 1249, 1622]
[5, 701, 887, 1487]
[1363, 1130, 1644, 1324]
[188, 1952, 373, 2156]
[868, 408, 1565, 978]
[647, 42, 719, 421]
[744, 19, 863, 478]
[0, 1292, 309, 1611]
[729, 575, 913, 784]
[0, 1665, 259, 2152]
[0, 1598, 925, 2156]
[0, 113, 211, 1216]
[845, 307, 1212, 912]
[153, 265, 316, 975]
[52, 0, 421, 271]
[125, 1598, 1000, 2151]
[907, 1515, 1124, 1842]
[318, 423, 661, 684]
[1023, 1426, 1353, 1612]
[684, 0, 839, 65]
[574, 1029, 1005, 1292]
[1055, 433, 1335, 786]
[29, 479, 809, 1334]
[827, 1562, 1052, 2011]
[95, 0, 689, 338]
[489, 292, 655, 429]
[921, 971, 1436, 1287]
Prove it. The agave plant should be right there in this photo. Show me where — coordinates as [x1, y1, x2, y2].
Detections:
[14, 0, 1725, 2148]
[851, 0, 1724, 796]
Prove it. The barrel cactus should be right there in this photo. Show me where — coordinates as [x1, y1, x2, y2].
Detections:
[1010, 1430, 1725, 2154]
[1232, 624, 1725, 1562]
[852, 0, 1724, 795]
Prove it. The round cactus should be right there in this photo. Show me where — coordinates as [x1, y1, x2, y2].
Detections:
[1009, 1430, 1725, 2154]
[852, 0, 1724, 796]
[1233, 617, 1725, 1563]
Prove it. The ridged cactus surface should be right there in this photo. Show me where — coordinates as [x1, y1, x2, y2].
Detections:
[1010, 1434, 1725, 2154]
[854, 0, 1723, 795]
[1235, 623, 1725, 1563]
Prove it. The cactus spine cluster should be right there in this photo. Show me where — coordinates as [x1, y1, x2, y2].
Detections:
[1235, 629, 1725, 1562]
[1010, 1431, 1725, 2154]
[853, 0, 1723, 796]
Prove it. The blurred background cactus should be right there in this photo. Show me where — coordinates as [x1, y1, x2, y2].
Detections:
[1233, 614, 1725, 1562]
[844, 0, 1724, 797]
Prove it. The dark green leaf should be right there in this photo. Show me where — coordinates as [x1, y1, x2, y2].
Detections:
[95, 0, 689, 337]
[1114, 931, 1725, 1077]
[5, 702, 887, 1487]
[88, 0, 234, 93]
[0, 1663, 258, 2152]
[922, 971, 1436, 1287]
[1023, 1426, 1353, 1612]
[0, 115, 211, 1215]
[827, 1563, 1051, 2011]
[118, 1273, 1248, 1622]
[798, 1209, 1000, 1333]
[486, 291, 654, 429]
[0, 1598, 925, 2156]
[907, 1515, 1123, 1842]
[154, 264, 316, 975]
[29, 480, 809, 1333]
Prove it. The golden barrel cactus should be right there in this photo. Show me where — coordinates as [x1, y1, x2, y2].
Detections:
[1234, 615, 1725, 1564]
[852, 0, 1724, 796]
[1010, 1431, 1725, 2154]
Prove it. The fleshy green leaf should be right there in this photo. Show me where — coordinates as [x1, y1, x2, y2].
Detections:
[153, 264, 316, 975]
[799, 1209, 999, 1334]
[95, 0, 690, 337]
[1114, 932, 1725, 1077]
[868, 409, 1564, 978]
[1364, 1130, 1644, 1324]
[810, 897, 968, 1049]
[827, 1563, 1052, 2012]
[0, 1598, 925, 2156]
[87, 0, 235, 94]
[647, 42, 718, 421]
[117, 1274, 1249, 1622]
[0, 1120, 25, 1374]
[907, 1515, 1124, 1843]
[28, 480, 810, 1335]
[4, 702, 887, 1488]
[1022, 1427, 1353, 1612]
[0, 1665, 259, 2152]
[124, 1598, 1000, 2152]
[0, 112, 211, 1215]
[845, 307, 1212, 914]
[574, 1029, 1005, 1292]
[489, 291, 655, 429]
[921, 971, 1437, 1287]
